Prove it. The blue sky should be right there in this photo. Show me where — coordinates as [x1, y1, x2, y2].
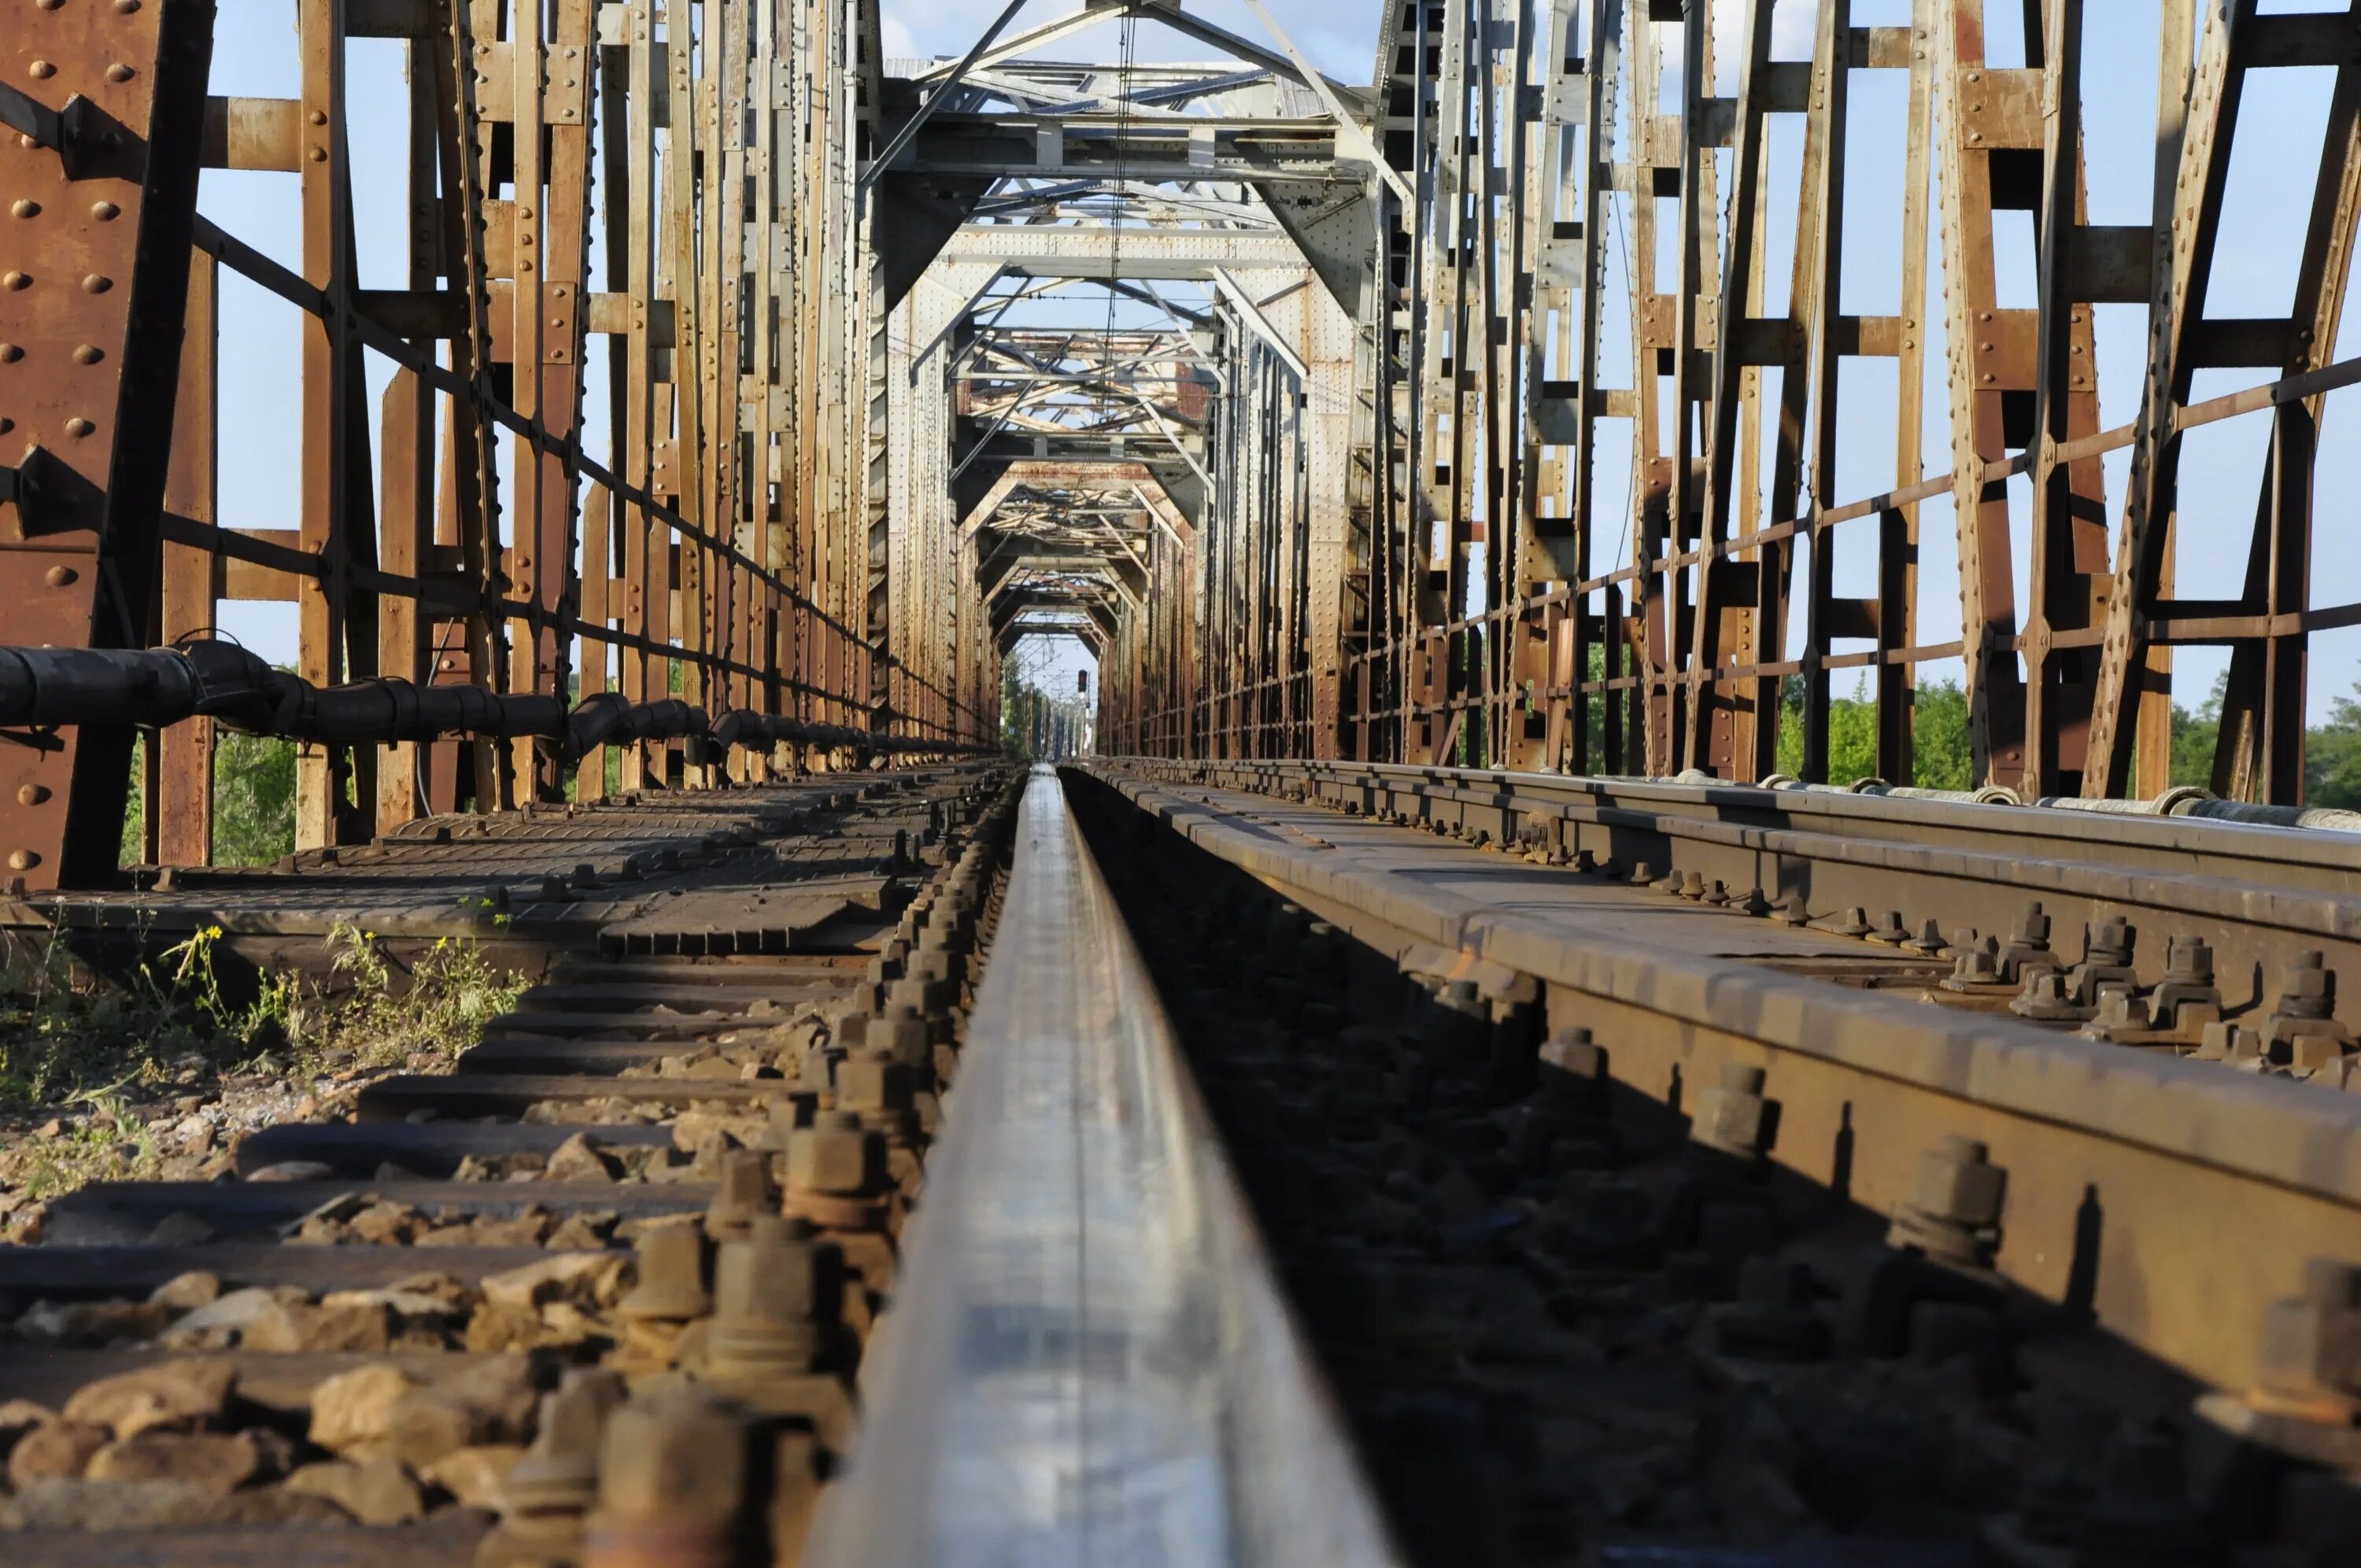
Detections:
[198, 1, 2361, 725]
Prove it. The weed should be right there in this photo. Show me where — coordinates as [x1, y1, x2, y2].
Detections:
[1, 919, 524, 1211]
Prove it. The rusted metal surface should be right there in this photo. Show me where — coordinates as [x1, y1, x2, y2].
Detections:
[1077, 760, 2361, 1470]
[1066, 764, 2361, 1563]
[0, 1, 995, 891]
[1106, 753, 2361, 1046]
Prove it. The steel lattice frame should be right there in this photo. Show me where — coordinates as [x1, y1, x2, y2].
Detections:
[0, 0, 993, 891]
[13, 0, 2361, 889]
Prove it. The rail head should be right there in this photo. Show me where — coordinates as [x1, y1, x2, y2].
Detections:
[807, 766, 1396, 1566]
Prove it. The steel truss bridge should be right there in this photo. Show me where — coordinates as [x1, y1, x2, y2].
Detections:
[5, 2, 2361, 1562]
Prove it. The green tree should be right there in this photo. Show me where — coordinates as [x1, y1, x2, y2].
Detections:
[2307, 684, 2361, 810]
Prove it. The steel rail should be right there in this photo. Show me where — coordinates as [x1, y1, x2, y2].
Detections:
[1077, 762, 2361, 1412]
[1100, 754, 2361, 1023]
[809, 768, 1397, 1567]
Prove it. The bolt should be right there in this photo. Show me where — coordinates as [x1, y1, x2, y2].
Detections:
[2086, 917, 2134, 967]
[1690, 1062, 1772, 1159]
[2163, 936, 2214, 987]
[1888, 1135, 2007, 1267]
[618, 1220, 710, 1322]
[581, 1392, 748, 1568]
[504, 1369, 626, 1515]
[707, 1216, 844, 1388]
[2275, 950, 2336, 1021]
[703, 1149, 777, 1242]
[785, 1110, 886, 1201]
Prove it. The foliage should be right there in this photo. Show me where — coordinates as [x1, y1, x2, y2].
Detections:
[0, 920, 522, 1118]
[119, 730, 298, 869]
[2164, 670, 2361, 809]
[212, 731, 299, 865]
[12, 1086, 164, 1205]
[1773, 674, 1972, 788]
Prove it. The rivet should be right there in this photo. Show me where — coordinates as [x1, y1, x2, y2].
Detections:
[116, 0, 142, 11]
[72, 343, 100, 364]
[16, 785, 47, 806]
[6, 850, 36, 873]
[64, 417, 94, 437]
[2, 271, 27, 290]
[90, 201, 120, 221]
[309, 146, 327, 162]
[42, 566, 74, 588]
[80, 274, 110, 293]
[0, 345, 17, 363]
[29, 61, 56, 81]
[9, 199, 36, 219]
[105, 64, 134, 83]
[37, 0, 65, 11]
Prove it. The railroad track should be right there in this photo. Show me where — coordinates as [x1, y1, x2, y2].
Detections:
[0, 765, 1020, 1562]
[3, 762, 2359, 1565]
[1063, 761, 2361, 1565]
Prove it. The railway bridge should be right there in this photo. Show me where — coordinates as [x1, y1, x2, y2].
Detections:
[2, 0, 2361, 1562]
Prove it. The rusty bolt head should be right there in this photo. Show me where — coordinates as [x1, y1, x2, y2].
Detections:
[1907, 1136, 2006, 1228]
[2087, 919, 2133, 964]
[703, 1149, 777, 1240]
[586, 1391, 747, 1533]
[1538, 1027, 1606, 1084]
[1690, 1063, 1770, 1157]
[713, 1216, 842, 1333]
[834, 1050, 913, 1116]
[785, 1112, 885, 1196]
[2166, 936, 2215, 985]
[504, 1369, 626, 1514]
[618, 1219, 709, 1322]
[2256, 1260, 2361, 1406]
[2278, 951, 2335, 1018]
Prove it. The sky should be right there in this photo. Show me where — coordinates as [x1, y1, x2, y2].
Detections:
[193, 0, 2361, 729]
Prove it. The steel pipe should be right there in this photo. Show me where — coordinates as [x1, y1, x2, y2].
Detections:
[0, 644, 997, 765]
